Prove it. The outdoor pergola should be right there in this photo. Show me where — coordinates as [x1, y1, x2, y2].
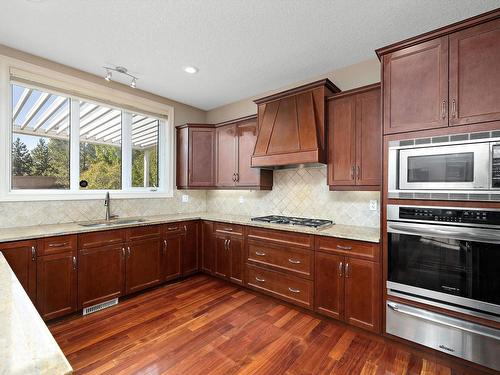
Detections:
[12, 85, 159, 150]
[12, 84, 159, 187]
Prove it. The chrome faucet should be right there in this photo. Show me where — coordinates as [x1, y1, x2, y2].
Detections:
[104, 191, 113, 221]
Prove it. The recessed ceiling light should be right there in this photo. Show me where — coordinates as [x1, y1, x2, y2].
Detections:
[183, 66, 199, 74]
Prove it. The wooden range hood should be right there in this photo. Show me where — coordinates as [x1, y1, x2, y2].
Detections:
[251, 79, 340, 168]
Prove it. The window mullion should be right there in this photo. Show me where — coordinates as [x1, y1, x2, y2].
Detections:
[69, 99, 80, 192]
[122, 111, 132, 190]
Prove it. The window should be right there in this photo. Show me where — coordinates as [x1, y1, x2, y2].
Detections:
[5, 81, 170, 199]
[11, 84, 70, 189]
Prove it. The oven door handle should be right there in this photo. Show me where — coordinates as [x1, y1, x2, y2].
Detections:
[387, 222, 500, 244]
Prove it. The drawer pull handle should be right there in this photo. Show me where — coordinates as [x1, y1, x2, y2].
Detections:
[48, 242, 68, 248]
[339, 261, 343, 277]
[255, 276, 266, 282]
[288, 258, 301, 264]
[72, 256, 77, 270]
[255, 251, 266, 256]
[336, 245, 352, 251]
[288, 287, 300, 293]
[31, 246, 36, 261]
[222, 227, 233, 231]
[167, 227, 179, 231]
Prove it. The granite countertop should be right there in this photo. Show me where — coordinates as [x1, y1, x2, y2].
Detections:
[0, 253, 72, 375]
[0, 212, 380, 244]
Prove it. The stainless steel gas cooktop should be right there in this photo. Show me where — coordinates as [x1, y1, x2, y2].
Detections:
[251, 215, 334, 229]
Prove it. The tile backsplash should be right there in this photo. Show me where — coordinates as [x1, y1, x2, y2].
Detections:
[0, 166, 380, 229]
[207, 166, 380, 228]
[0, 190, 206, 229]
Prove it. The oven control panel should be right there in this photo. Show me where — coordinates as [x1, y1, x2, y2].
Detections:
[493, 145, 500, 188]
[399, 207, 500, 226]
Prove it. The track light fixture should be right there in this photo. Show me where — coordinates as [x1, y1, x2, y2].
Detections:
[103, 66, 138, 88]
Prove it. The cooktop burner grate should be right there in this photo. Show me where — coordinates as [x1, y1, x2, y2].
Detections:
[251, 215, 334, 229]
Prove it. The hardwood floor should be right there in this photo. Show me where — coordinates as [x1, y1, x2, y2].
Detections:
[50, 275, 484, 375]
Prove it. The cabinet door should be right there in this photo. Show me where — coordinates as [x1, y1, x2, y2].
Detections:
[216, 124, 237, 186]
[37, 252, 77, 320]
[383, 37, 448, 134]
[327, 95, 356, 186]
[228, 237, 243, 285]
[163, 233, 182, 281]
[355, 88, 381, 186]
[344, 258, 380, 333]
[0, 240, 37, 302]
[215, 236, 229, 279]
[201, 221, 215, 274]
[126, 238, 162, 294]
[449, 19, 500, 126]
[189, 128, 215, 187]
[314, 252, 344, 320]
[78, 245, 125, 309]
[236, 119, 260, 186]
[182, 222, 199, 276]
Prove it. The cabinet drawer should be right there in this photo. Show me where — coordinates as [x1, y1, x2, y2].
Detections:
[247, 264, 313, 309]
[39, 235, 76, 256]
[315, 236, 379, 261]
[214, 222, 244, 236]
[78, 229, 126, 249]
[247, 226, 313, 249]
[164, 222, 185, 235]
[247, 241, 312, 278]
[127, 225, 161, 242]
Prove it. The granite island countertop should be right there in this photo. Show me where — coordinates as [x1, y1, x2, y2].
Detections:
[0, 253, 72, 375]
[0, 212, 380, 244]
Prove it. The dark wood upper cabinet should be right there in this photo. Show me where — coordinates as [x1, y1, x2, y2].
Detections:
[215, 116, 273, 190]
[176, 124, 215, 189]
[216, 124, 238, 187]
[0, 240, 37, 303]
[378, 10, 500, 134]
[382, 37, 448, 134]
[252, 79, 339, 167]
[449, 18, 500, 126]
[328, 84, 381, 190]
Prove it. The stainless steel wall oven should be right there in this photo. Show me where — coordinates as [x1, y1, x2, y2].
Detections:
[386, 204, 500, 370]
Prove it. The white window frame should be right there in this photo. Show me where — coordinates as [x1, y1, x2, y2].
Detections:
[0, 64, 174, 201]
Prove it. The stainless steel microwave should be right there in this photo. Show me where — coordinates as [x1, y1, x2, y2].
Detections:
[388, 135, 500, 201]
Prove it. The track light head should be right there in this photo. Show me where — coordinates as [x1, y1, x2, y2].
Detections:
[105, 70, 112, 82]
[130, 78, 137, 88]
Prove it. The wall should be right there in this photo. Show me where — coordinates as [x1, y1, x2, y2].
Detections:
[207, 167, 380, 228]
[205, 58, 381, 228]
[206, 58, 380, 123]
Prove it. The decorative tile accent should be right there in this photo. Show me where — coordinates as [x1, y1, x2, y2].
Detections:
[0, 190, 206, 228]
[206, 166, 380, 228]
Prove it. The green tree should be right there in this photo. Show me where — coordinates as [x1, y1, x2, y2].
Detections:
[31, 138, 52, 176]
[80, 144, 121, 189]
[11, 137, 32, 176]
[48, 138, 70, 188]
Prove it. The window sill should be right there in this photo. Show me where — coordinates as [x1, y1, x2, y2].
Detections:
[0, 190, 174, 202]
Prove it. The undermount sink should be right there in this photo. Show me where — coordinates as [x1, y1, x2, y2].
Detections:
[78, 218, 146, 228]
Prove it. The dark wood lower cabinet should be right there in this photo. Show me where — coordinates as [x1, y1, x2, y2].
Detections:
[0, 240, 37, 303]
[215, 235, 230, 279]
[344, 257, 381, 332]
[201, 221, 215, 274]
[78, 244, 125, 309]
[314, 250, 381, 333]
[36, 251, 77, 320]
[214, 233, 243, 285]
[163, 232, 182, 281]
[125, 238, 162, 294]
[314, 251, 344, 320]
[182, 221, 199, 276]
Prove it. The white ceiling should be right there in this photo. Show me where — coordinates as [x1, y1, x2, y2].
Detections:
[0, 1, 498, 110]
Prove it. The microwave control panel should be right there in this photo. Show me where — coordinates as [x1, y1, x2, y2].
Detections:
[399, 207, 500, 226]
[493, 145, 500, 188]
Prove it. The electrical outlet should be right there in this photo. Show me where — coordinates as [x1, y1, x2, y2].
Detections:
[181, 194, 189, 203]
[239, 196, 244, 204]
[369, 200, 378, 211]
